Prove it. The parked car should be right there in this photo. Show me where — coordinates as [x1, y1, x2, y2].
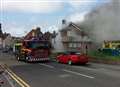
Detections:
[56, 51, 89, 65]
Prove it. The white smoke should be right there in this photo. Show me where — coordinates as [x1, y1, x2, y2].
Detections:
[80, 0, 120, 43]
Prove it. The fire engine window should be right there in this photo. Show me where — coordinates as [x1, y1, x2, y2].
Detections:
[26, 41, 49, 49]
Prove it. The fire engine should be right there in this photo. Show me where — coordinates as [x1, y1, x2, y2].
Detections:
[15, 27, 52, 62]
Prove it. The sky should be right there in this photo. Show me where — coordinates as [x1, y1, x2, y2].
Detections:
[0, 0, 110, 37]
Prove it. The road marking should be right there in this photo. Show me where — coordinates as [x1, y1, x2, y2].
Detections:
[3, 73, 15, 87]
[62, 69, 95, 79]
[3, 64, 30, 87]
[59, 74, 71, 78]
[72, 66, 95, 71]
[6, 69, 31, 87]
[98, 68, 106, 70]
[39, 64, 55, 69]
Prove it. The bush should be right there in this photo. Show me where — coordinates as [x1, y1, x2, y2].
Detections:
[88, 50, 120, 61]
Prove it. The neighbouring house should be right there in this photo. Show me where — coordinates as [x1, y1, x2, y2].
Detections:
[2, 33, 14, 48]
[24, 27, 52, 42]
[52, 20, 92, 53]
[0, 23, 14, 49]
[24, 27, 43, 40]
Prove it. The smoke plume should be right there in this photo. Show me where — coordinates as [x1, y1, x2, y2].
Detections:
[79, 0, 120, 43]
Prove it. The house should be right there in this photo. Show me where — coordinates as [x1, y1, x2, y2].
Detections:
[24, 27, 53, 42]
[0, 23, 14, 49]
[24, 27, 43, 40]
[2, 33, 14, 48]
[52, 20, 92, 53]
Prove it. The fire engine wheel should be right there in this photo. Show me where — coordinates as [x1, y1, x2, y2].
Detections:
[68, 60, 72, 65]
[25, 57, 29, 62]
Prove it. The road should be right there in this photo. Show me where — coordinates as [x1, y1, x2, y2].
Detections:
[0, 52, 120, 87]
[10, 62, 120, 87]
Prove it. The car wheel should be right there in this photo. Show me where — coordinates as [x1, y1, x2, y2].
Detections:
[68, 60, 72, 65]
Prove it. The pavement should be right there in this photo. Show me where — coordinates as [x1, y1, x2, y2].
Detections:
[0, 73, 12, 87]
[0, 51, 28, 87]
[0, 51, 120, 87]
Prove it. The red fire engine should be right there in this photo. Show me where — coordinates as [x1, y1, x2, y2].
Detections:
[15, 27, 52, 62]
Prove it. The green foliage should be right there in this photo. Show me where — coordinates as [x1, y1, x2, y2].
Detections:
[88, 50, 120, 61]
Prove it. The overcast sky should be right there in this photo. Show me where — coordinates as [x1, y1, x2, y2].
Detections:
[0, 0, 110, 37]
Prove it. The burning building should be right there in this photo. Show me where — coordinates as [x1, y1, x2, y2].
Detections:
[53, 20, 92, 53]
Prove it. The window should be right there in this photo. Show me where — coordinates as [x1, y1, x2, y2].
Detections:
[78, 43, 81, 47]
[69, 43, 80, 48]
[67, 31, 72, 36]
[69, 43, 73, 48]
[73, 43, 77, 48]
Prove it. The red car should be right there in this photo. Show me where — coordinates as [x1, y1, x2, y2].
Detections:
[56, 51, 89, 65]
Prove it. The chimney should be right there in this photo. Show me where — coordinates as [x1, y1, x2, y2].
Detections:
[62, 19, 66, 25]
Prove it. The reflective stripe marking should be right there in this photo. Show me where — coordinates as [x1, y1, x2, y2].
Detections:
[30, 58, 49, 61]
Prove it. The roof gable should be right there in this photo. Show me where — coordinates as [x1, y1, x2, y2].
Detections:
[61, 22, 88, 36]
